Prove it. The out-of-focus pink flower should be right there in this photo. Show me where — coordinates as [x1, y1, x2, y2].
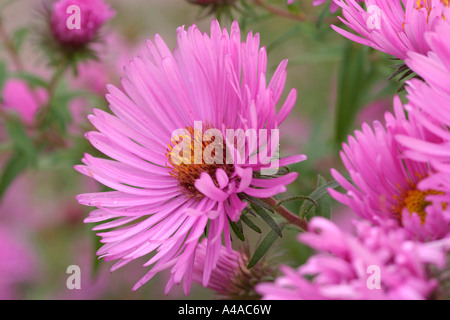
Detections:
[313, 0, 339, 12]
[356, 98, 392, 125]
[332, 0, 450, 60]
[0, 226, 36, 299]
[257, 217, 450, 300]
[50, 0, 115, 47]
[1, 79, 48, 125]
[75, 20, 304, 295]
[329, 96, 450, 241]
[71, 33, 143, 96]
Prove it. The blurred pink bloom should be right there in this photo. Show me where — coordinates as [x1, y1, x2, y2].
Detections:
[257, 217, 450, 300]
[313, 0, 339, 12]
[0, 226, 36, 299]
[50, 0, 115, 47]
[329, 96, 450, 241]
[76, 20, 304, 295]
[71, 33, 143, 96]
[332, 0, 450, 59]
[1, 79, 48, 125]
[356, 98, 392, 125]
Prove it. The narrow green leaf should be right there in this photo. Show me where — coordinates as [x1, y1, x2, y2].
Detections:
[239, 193, 274, 212]
[250, 203, 282, 238]
[0, 61, 7, 92]
[334, 43, 371, 145]
[12, 27, 28, 51]
[276, 195, 317, 208]
[299, 178, 341, 218]
[240, 214, 262, 234]
[0, 152, 29, 200]
[229, 218, 245, 241]
[5, 118, 36, 159]
[247, 223, 286, 269]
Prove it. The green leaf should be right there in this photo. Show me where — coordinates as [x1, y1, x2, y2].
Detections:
[240, 214, 262, 234]
[5, 118, 36, 160]
[276, 195, 317, 208]
[247, 223, 286, 269]
[13, 71, 49, 89]
[0, 61, 7, 92]
[239, 193, 274, 212]
[12, 27, 28, 51]
[250, 203, 282, 237]
[0, 152, 29, 200]
[334, 43, 371, 145]
[229, 218, 245, 241]
[299, 177, 340, 218]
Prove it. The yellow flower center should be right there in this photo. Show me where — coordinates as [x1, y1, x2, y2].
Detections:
[392, 184, 444, 225]
[166, 124, 233, 199]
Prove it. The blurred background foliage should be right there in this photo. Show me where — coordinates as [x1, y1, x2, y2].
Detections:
[0, 0, 402, 299]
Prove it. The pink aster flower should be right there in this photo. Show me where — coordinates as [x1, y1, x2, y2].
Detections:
[192, 239, 242, 296]
[332, 0, 450, 60]
[405, 19, 450, 99]
[75, 20, 305, 295]
[256, 217, 450, 300]
[1, 79, 48, 125]
[329, 96, 450, 241]
[50, 0, 115, 48]
[192, 239, 276, 299]
[385, 21, 450, 225]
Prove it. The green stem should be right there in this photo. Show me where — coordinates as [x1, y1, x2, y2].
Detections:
[34, 62, 68, 129]
[261, 197, 309, 231]
[251, 0, 340, 24]
[0, 16, 24, 71]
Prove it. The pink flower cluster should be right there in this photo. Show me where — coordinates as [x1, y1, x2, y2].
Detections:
[257, 217, 449, 300]
[257, 2, 450, 300]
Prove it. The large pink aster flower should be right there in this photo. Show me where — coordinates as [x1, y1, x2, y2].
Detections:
[332, 0, 450, 60]
[75, 20, 304, 295]
[390, 21, 450, 224]
[329, 97, 450, 241]
[256, 217, 450, 300]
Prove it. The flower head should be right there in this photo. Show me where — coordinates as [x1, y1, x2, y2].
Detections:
[329, 96, 450, 241]
[75, 20, 304, 295]
[332, 0, 450, 60]
[192, 239, 275, 299]
[50, 0, 115, 48]
[256, 217, 450, 300]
